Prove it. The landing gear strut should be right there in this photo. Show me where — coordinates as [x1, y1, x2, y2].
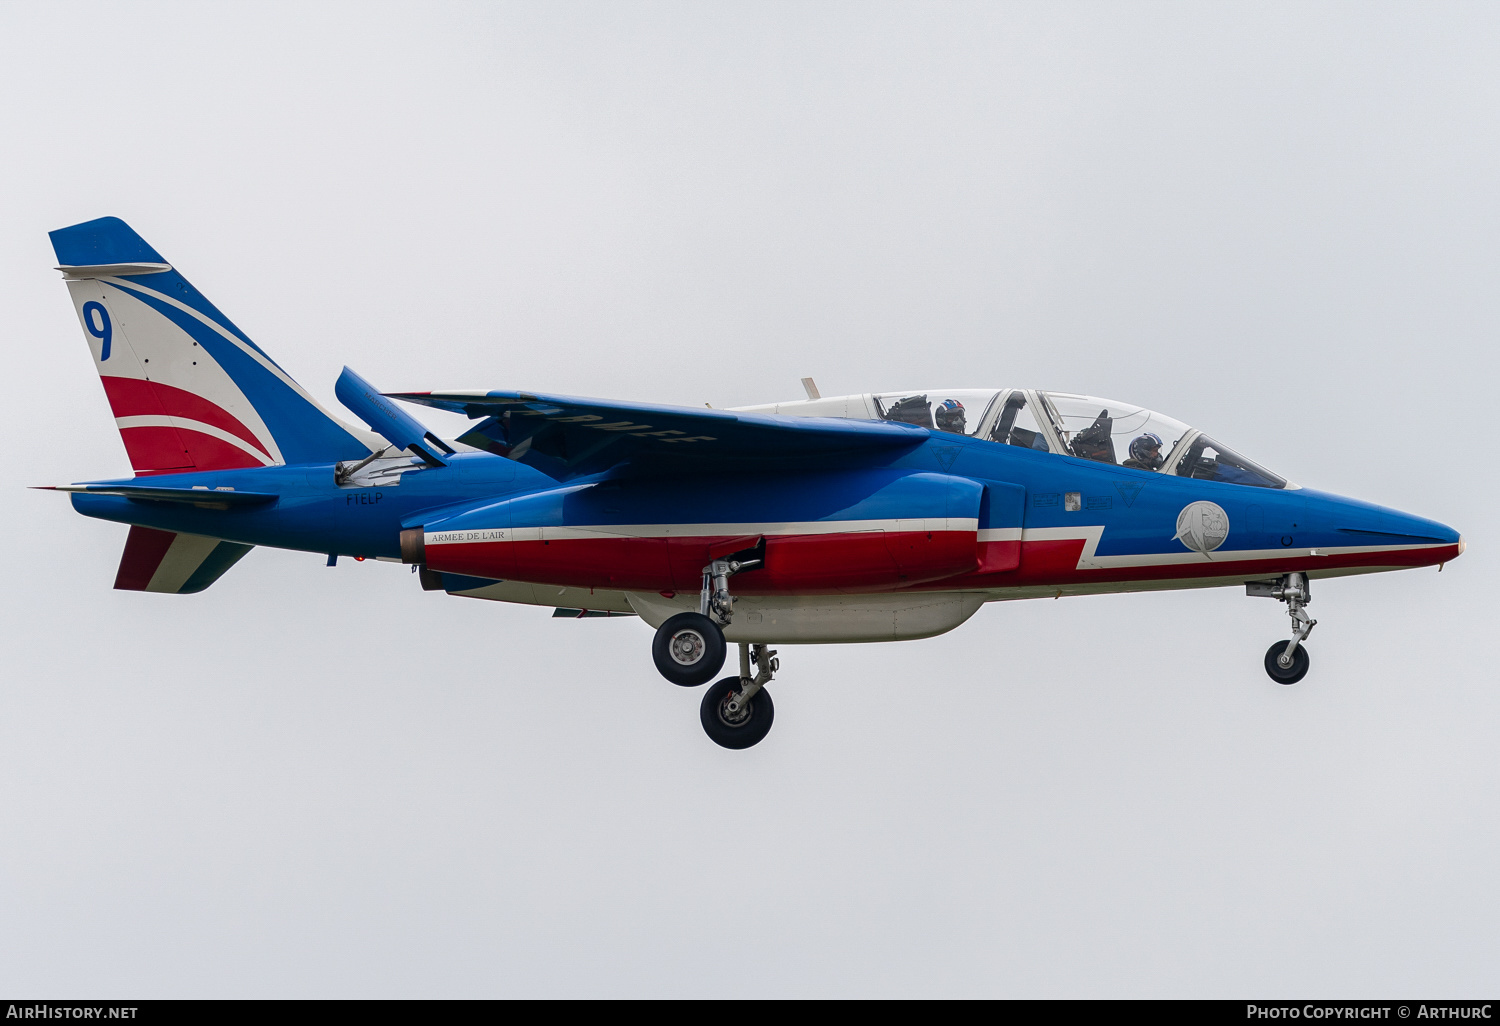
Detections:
[1247, 572, 1316, 685]
[649, 554, 762, 687]
[649, 554, 776, 745]
[700, 643, 777, 749]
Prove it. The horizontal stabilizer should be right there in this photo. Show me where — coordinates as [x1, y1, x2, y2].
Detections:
[56, 262, 172, 279]
[115, 525, 254, 594]
[37, 484, 277, 508]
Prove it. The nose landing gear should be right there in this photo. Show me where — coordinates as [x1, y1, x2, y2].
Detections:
[1247, 572, 1317, 685]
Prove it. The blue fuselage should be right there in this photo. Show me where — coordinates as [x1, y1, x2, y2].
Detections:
[70, 432, 1461, 596]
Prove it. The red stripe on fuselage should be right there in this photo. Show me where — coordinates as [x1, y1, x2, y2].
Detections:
[424, 531, 1459, 595]
[976, 538, 1021, 574]
[424, 529, 979, 594]
[944, 540, 1461, 590]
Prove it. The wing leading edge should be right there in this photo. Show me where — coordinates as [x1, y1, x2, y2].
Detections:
[387, 390, 929, 479]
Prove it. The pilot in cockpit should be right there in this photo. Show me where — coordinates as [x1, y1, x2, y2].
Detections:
[1122, 432, 1165, 471]
[934, 399, 966, 435]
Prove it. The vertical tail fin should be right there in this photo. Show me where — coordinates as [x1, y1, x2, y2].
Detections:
[51, 217, 378, 475]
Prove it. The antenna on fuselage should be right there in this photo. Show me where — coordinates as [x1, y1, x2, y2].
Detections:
[800, 377, 821, 400]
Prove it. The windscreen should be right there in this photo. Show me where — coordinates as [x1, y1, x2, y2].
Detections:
[1172, 435, 1286, 489]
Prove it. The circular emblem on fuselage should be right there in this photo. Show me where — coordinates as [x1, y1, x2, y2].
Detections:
[1174, 500, 1230, 556]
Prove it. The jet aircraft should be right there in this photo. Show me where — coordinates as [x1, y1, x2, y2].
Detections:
[41, 217, 1465, 749]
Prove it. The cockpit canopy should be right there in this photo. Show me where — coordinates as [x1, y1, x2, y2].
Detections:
[736, 388, 1287, 489]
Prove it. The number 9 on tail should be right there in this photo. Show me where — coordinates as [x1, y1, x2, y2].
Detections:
[81, 300, 111, 361]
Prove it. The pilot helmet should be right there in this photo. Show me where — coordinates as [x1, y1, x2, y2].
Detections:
[1129, 432, 1164, 467]
[934, 399, 966, 433]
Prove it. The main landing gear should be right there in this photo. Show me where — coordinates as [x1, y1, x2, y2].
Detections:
[650, 554, 776, 748]
[1247, 572, 1317, 685]
[650, 555, 757, 685]
[651, 611, 725, 687]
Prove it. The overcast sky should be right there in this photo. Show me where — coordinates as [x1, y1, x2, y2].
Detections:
[2, 1, 1496, 997]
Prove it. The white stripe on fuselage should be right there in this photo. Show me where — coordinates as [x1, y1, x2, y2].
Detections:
[1020, 524, 1447, 569]
[977, 528, 1022, 542]
[426, 517, 982, 546]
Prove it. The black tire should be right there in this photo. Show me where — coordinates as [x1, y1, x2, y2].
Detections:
[1264, 641, 1310, 685]
[651, 612, 726, 687]
[699, 675, 775, 750]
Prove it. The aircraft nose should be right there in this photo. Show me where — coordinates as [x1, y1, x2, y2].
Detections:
[1401, 511, 1458, 541]
[1387, 509, 1463, 549]
[1381, 509, 1464, 563]
[1332, 503, 1458, 543]
[1311, 489, 1463, 562]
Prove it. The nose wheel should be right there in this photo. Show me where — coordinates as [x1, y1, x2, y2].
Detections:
[1263, 641, 1310, 684]
[1247, 572, 1317, 685]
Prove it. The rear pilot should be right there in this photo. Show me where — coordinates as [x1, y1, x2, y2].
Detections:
[1123, 432, 1164, 471]
[934, 399, 967, 435]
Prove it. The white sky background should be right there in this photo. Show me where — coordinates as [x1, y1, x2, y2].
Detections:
[1, 1, 1496, 997]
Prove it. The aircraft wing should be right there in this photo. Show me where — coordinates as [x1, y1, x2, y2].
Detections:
[387, 390, 929, 479]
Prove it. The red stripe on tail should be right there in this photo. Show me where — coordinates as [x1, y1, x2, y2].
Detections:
[101, 376, 271, 473]
[121, 427, 263, 476]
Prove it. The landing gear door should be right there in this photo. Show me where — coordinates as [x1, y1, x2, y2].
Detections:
[977, 481, 1026, 573]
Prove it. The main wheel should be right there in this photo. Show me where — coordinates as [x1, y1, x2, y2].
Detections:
[1264, 641, 1310, 685]
[652, 612, 726, 687]
[700, 675, 775, 750]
